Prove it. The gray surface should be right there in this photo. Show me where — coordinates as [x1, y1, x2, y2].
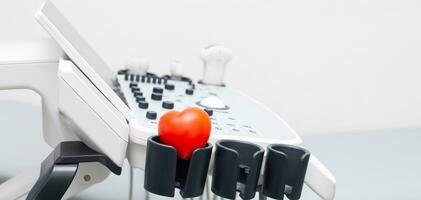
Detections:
[301, 128, 421, 200]
[0, 101, 50, 175]
[1, 101, 421, 199]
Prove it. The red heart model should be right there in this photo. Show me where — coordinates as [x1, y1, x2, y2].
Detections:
[158, 107, 211, 160]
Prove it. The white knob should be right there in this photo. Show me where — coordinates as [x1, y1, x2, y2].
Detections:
[200, 45, 232, 86]
[199, 96, 226, 109]
[170, 60, 184, 78]
[125, 57, 150, 75]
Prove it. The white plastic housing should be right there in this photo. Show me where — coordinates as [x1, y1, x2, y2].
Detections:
[58, 60, 129, 166]
[200, 45, 232, 86]
[0, 39, 76, 147]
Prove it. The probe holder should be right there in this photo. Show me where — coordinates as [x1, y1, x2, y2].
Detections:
[211, 140, 264, 200]
[262, 144, 310, 200]
[26, 141, 121, 200]
[144, 136, 212, 198]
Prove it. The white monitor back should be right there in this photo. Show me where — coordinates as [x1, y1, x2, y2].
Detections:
[36, 0, 134, 119]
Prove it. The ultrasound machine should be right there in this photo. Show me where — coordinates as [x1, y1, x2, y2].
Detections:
[0, 1, 336, 199]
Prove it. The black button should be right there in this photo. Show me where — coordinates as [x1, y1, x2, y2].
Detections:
[124, 74, 129, 81]
[165, 83, 175, 90]
[136, 97, 146, 103]
[118, 69, 128, 75]
[147, 77, 151, 83]
[135, 75, 140, 82]
[162, 101, 174, 109]
[146, 111, 157, 119]
[152, 77, 157, 84]
[131, 87, 140, 93]
[141, 76, 146, 82]
[153, 87, 164, 94]
[185, 88, 194, 95]
[138, 101, 149, 109]
[129, 83, 138, 88]
[157, 78, 162, 84]
[133, 91, 143, 97]
[130, 74, 134, 81]
[163, 78, 168, 84]
[151, 93, 162, 101]
[204, 108, 213, 116]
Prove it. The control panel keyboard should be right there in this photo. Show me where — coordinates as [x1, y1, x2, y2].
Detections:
[118, 73, 300, 144]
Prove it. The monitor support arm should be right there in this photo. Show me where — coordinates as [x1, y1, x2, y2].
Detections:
[0, 49, 74, 147]
[0, 40, 126, 199]
[26, 141, 121, 200]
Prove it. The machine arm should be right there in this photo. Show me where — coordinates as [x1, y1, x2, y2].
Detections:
[27, 141, 121, 200]
[0, 39, 76, 147]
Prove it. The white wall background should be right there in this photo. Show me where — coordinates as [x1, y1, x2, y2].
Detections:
[1, 0, 421, 135]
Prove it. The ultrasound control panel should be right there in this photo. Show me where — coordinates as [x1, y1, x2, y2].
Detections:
[34, 4, 335, 197]
[118, 72, 301, 145]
